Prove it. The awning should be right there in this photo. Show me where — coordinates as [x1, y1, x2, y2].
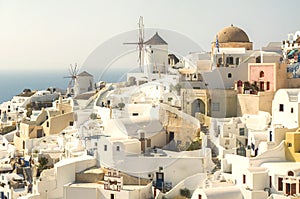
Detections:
[288, 49, 299, 58]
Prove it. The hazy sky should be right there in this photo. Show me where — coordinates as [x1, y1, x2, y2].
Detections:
[0, 0, 299, 71]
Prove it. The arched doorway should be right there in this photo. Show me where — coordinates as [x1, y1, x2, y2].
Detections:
[191, 99, 205, 117]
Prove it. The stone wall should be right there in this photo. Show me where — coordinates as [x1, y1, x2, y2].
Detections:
[159, 103, 200, 150]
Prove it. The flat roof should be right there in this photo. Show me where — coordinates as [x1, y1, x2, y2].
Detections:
[261, 162, 300, 175]
[55, 155, 95, 167]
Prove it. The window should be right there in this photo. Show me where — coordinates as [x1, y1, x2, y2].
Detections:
[239, 128, 245, 136]
[226, 56, 234, 65]
[243, 174, 246, 184]
[37, 129, 43, 138]
[291, 108, 294, 113]
[167, 97, 173, 102]
[228, 73, 232, 78]
[256, 56, 261, 63]
[132, 113, 139, 116]
[198, 194, 202, 199]
[236, 57, 240, 65]
[225, 139, 230, 145]
[69, 121, 74, 126]
[270, 176, 272, 188]
[279, 104, 284, 112]
[104, 145, 107, 151]
[287, 142, 292, 147]
[267, 81, 270, 90]
[259, 71, 264, 78]
[116, 146, 120, 151]
[218, 58, 222, 64]
[94, 142, 97, 147]
[288, 171, 294, 176]
[278, 177, 283, 191]
[46, 121, 49, 127]
[237, 80, 243, 87]
[212, 103, 220, 111]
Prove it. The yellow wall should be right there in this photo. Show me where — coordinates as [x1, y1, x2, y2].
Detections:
[43, 112, 74, 136]
[285, 130, 300, 162]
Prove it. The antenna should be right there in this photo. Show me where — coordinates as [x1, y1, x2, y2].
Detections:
[124, 16, 145, 72]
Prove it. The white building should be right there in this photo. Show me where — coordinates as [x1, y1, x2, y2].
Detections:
[272, 89, 300, 129]
[28, 156, 96, 199]
[191, 186, 243, 199]
[73, 71, 94, 96]
[96, 132, 214, 187]
[144, 32, 168, 76]
[0, 173, 28, 199]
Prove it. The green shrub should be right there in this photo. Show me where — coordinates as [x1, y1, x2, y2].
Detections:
[180, 188, 191, 198]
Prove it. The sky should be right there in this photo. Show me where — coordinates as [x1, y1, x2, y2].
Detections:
[0, 0, 300, 72]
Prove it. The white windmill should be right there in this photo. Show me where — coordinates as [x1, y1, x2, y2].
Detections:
[64, 63, 79, 96]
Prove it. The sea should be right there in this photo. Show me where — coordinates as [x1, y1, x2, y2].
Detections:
[0, 69, 128, 103]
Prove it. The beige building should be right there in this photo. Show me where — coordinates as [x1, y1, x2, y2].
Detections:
[181, 88, 237, 119]
[159, 103, 200, 151]
[237, 91, 275, 116]
[14, 97, 74, 153]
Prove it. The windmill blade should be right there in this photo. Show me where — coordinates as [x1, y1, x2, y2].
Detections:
[123, 16, 145, 72]
[138, 16, 144, 71]
[68, 65, 73, 76]
[74, 63, 78, 75]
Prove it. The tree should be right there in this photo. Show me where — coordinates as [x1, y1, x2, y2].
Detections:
[90, 113, 98, 120]
[26, 103, 32, 117]
[118, 102, 125, 110]
[174, 83, 182, 95]
[38, 156, 48, 170]
[180, 188, 191, 198]
[23, 88, 31, 93]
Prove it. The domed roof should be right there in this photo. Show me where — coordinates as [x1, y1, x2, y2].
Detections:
[217, 25, 250, 43]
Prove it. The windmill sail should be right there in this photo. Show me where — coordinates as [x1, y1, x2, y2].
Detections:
[123, 16, 145, 72]
[64, 63, 79, 95]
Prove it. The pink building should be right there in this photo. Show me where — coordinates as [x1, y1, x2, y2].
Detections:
[248, 63, 287, 92]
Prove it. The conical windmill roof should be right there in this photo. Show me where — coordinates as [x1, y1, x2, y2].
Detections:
[77, 71, 93, 77]
[145, 32, 168, 45]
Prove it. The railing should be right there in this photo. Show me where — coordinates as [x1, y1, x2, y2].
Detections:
[152, 181, 172, 192]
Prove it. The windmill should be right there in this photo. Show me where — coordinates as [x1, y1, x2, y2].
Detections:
[64, 63, 79, 95]
[124, 16, 145, 72]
